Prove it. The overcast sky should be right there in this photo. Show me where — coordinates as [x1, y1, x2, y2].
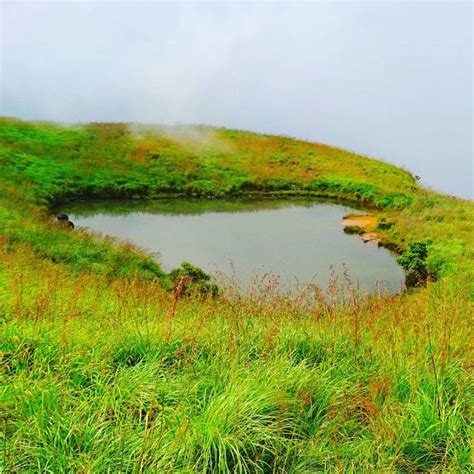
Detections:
[1, 1, 472, 198]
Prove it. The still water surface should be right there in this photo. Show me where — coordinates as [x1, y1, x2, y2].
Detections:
[64, 199, 405, 293]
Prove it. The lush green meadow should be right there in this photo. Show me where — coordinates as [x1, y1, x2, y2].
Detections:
[1, 118, 473, 472]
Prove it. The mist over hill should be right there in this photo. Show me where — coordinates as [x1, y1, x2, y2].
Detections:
[1, 2, 472, 198]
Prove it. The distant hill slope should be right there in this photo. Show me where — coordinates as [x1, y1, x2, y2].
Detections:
[0, 118, 416, 207]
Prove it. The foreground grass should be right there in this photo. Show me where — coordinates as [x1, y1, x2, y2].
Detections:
[0, 118, 473, 471]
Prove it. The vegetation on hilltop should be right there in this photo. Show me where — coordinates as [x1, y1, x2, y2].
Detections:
[0, 117, 472, 472]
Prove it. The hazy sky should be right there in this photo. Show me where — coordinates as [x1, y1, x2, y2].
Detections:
[1, 1, 472, 198]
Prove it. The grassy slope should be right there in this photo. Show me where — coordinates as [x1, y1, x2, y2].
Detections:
[0, 117, 472, 472]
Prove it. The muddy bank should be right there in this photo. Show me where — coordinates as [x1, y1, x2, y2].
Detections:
[342, 214, 379, 242]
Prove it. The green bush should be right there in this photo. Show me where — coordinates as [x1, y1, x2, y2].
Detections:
[169, 261, 219, 296]
[397, 241, 429, 286]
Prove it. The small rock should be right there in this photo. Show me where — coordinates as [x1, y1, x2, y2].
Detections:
[57, 213, 74, 229]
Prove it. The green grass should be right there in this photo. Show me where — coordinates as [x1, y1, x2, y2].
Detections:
[0, 117, 473, 472]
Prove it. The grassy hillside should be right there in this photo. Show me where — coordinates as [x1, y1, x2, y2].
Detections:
[1, 117, 472, 472]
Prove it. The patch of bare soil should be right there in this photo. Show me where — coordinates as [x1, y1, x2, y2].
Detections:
[342, 214, 379, 243]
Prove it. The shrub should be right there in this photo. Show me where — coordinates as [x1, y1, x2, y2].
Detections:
[397, 241, 429, 287]
[169, 261, 219, 296]
[343, 225, 364, 235]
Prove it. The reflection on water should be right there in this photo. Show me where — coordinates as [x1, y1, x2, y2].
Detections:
[63, 198, 405, 293]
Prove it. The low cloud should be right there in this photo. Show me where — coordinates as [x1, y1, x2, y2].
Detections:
[127, 123, 234, 153]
